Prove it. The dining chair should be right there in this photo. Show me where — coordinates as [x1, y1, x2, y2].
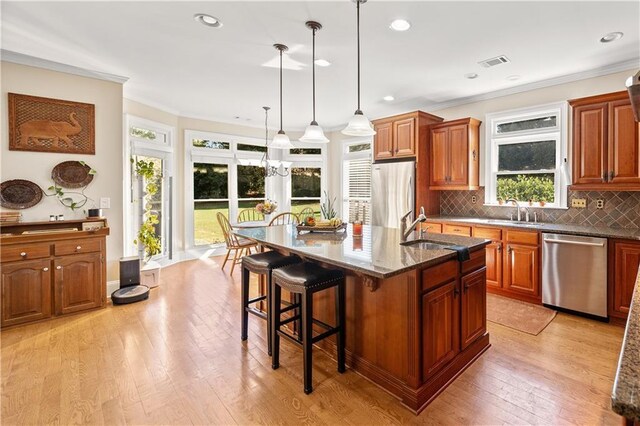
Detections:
[237, 208, 265, 223]
[268, 212, 300, 226]
[216, 212, 258, 274]
[298, 207, 315, 223]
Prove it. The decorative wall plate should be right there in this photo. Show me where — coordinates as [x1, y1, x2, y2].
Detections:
[51, 161, 93, 188]
[0, 179, 43, 209]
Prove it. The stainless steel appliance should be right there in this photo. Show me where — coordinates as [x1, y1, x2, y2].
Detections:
[542, 233, 608, 319]
[371, 161, 415, 229]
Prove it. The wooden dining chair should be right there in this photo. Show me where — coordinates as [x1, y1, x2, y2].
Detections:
[298, 207, 315, 223]
[268, 212, 300, 226]
[216, 212, 258, 274]
[237, 208, 265, 223]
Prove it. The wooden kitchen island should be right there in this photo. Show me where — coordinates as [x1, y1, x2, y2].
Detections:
[235, 224, 490, 413]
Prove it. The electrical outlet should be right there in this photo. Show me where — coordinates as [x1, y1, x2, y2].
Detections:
[471, 195, 477, 204]
[99, 197, 111, 209]
[571, 198, 587, 208]
[596, 199, 604, 209]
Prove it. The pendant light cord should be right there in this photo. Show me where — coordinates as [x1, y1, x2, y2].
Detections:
[279, 49, 283, 132]
[312, 27, 316, 122]
[356, 0, 361, 112]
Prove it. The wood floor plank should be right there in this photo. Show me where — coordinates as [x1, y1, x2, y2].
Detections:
[1, 256, 626, 425]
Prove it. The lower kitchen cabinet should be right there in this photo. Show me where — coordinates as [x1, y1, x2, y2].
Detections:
[54, 253, 103, 315]
[504, 243, 539, 298]
[461, 267, 487, 349]
[422, 280, 460, 379]
[1, 259, 52, 327]
[0, 219, 109, 328]
[609, 239, 640, 319]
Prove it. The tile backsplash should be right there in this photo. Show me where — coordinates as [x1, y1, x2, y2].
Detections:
[440, 188, 640, 229]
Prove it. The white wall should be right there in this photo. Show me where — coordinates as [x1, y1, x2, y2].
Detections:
[1, 61, 124, 280]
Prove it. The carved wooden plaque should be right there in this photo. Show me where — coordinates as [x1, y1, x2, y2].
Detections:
[8, 93, 95, 154]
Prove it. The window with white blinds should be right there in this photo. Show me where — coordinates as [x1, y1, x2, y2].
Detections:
[342, 140, 372, 224]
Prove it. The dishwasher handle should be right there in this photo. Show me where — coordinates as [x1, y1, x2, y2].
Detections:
[543, 238, 605, 248]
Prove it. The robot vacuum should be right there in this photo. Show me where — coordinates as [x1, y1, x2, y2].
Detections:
[112, 256, 150, 305]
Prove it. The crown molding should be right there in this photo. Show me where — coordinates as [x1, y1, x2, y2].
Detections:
[1, 49, 129, 84]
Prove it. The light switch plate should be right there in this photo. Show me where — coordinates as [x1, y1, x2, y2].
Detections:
[100, 197, 111, 209]
[596, 199, 604, 209]
[571, 198, 587, 208]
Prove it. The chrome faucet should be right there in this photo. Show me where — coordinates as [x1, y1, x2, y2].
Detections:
[505, 198, 530, 222]
[401, 206, 427, 242]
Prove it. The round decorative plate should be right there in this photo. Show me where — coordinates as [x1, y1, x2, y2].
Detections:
[0, 179, 43, 209]
[51, 161, 93, 188]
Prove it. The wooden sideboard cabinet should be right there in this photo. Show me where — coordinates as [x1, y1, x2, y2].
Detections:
[0, 218, 109, 328]
[569, 91, 640, 190]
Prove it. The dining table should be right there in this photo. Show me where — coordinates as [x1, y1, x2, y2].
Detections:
[231, 220, 269, 229]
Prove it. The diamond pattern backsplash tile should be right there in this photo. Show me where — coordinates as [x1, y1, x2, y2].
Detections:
[439, 188, 640, 229]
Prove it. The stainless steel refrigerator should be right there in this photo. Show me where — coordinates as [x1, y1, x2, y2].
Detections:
[371, 161, 415, 228]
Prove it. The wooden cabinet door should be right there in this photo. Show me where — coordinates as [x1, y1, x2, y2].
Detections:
[430, 127, 449, 186]
[608, 100, 640, 185]
[484, 241, 503, 289]
[1, 259, 52, 327]
[611, 241, 640, 318]
[373, 122, 393, 160]
[54, 253, 102, 315]
[447, 124, 469, 185]
[461, 267, 487, 349]
[422, 281, 460, 379]
[394, 117, 416, 157]
[504, 243, 539, 297]
[573, 103, 607, 184]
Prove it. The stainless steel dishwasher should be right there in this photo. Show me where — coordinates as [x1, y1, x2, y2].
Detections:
[542, 233, 608, 319]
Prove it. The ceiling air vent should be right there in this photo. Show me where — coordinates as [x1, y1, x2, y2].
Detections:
[478, 55, 510, 68]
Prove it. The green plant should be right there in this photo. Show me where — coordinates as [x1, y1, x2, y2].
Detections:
[45, 161, 96, 210]
[320, 190, 337, 220]
[497, 174, 555, 203]
[132, 158, 162, 260]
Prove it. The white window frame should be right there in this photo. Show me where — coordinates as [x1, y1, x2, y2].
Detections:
[124, 115, 175, 261]
[484, 102, 569, 208]
[282, 141, 327, 215]
[341, 137, 372, 223]
[185, 130, 272, 249]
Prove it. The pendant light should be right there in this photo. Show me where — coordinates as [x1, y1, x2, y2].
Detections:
[261, 106, 289, 177]
[300, 21, 329, 143]
[271, 44, 295, 149]
[342, 0, 376, 137]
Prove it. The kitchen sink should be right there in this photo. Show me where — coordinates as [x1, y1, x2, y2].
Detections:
[485, 219, 542, 228]
[401, 240, 453, 250]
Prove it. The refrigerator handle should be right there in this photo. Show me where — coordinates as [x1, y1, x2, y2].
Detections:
[407, 176, 412, 214]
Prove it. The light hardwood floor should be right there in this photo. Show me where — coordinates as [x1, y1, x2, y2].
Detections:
[1, 257, 625, 425]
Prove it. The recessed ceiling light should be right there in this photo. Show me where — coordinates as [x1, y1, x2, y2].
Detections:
[383, 95, 395, 101]
[389, 19, 411, 32]
[464, 73, 479, 79]
[506, 75, 521, 81]
[194, 13, 222, 28]
[600, 32, 623, 43]
[314, 59, 331, 67]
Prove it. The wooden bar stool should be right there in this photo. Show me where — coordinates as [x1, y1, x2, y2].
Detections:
[271, 262, 346, 394]
[241, 251, 300, 355]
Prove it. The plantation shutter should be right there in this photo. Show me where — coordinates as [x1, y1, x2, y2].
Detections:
[345, 157, 372, 224]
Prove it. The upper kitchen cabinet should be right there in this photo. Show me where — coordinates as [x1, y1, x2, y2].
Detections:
[372, 111, 443, 161]
[429, 118, 481, 190]
[569, 91, 640, 191]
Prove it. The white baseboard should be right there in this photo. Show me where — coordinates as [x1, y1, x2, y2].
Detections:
[106, 280, 120, 298]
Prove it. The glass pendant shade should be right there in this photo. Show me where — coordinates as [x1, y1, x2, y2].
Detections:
[342, 111, 376, 136]
[271, 130, 294, 149]
[300, 121, 329, 143]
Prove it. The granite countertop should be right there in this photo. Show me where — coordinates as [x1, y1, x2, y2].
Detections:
[427, 216, 640, 241]
[234, 224, 489, 279]
[612, 266, 640, 421]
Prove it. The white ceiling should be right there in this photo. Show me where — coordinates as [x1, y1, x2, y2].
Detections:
[2, 1, 639, 130]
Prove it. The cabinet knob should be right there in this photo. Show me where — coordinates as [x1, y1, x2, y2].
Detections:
[43, 267, 49, 272]
[602, 172, 607, 182]
[609, 171, 614, 181]
[507, 245, 513, 254]
[76, 246, 82, 251]
[496, 244, 502, 252]
[20, 252, 26, 257]
[56, 266, 62, 270]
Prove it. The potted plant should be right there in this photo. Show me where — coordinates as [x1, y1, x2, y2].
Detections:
[539, 197, 546, 207]
[256, 199, 277, 220]
[132, 158, 162, 288]
[497, 197, 504, 206]
[320, 191, 337, 219]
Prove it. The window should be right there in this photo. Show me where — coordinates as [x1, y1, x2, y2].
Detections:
[125, 116, 174, 260]
[290, 148, 321, 155]
[342, 140, 372, 224]
[282, 144, 326, 218]
[186, 131, 268, 248]
[485, 103, 568, 207]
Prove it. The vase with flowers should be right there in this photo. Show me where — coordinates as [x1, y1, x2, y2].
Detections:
[256, 199, 278, 220]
